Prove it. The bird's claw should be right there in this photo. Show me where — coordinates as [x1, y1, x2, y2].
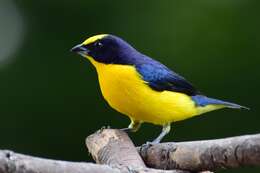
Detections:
[140, 141, 155, 151]
[145, 141, 155, 146]
[100, 126, 111, 131]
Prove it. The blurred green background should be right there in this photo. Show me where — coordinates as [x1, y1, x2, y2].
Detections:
[0, 0, 259, 172]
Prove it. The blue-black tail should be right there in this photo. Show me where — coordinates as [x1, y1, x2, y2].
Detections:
[191, 95, 249, 109]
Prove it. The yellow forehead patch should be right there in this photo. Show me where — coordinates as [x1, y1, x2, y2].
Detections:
[82, 34, 108, 45]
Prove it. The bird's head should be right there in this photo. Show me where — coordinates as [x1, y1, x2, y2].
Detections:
[71, 34, 137, 65]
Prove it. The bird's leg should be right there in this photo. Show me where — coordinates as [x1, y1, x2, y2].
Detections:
[151, 123, 171, 144]
[120, 120, 141, 133]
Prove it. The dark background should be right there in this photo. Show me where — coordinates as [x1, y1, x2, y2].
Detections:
[0, 1, 259, 172]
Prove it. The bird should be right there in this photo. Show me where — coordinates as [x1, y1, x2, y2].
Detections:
[71, 34, 248, 144]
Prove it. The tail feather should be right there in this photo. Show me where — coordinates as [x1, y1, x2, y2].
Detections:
[191, 95, 249, 110]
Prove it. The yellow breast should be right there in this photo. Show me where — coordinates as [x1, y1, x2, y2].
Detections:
[87, 57, 204, 125]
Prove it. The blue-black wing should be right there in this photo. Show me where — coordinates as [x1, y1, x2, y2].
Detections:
[136, 59, 199, 96]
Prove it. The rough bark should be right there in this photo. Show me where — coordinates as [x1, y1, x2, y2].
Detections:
[0, 150, 187, 173]
[0, 150, 118, 173]
[138, 133, 260, 171]
[85, 128, 188, 173]
[86, 128, 145, 168]
[0, 129, 259, 173]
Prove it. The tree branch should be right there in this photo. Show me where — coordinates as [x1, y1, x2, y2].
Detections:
[138, 133, 260, 171]
[0, 129, 259, 173]
[86, 128, 145, 168]
[86, 128, 189, 173]
[0, 150, 119, 173]
[85, 128, 260, 172]
[0, 149, 187, 173]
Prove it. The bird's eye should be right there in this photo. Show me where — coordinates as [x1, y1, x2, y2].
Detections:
[94, 41, 103, 48]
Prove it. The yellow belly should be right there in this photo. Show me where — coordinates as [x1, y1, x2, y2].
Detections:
[87, 58, 205, 125]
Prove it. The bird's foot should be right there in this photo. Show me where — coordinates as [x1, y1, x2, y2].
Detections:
[147, 141, 157, 145]
[140, 141, 156, 151]
[100, 126, 111, 131]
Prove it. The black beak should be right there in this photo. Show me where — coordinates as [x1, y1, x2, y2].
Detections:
[70, 44, 89, 54]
